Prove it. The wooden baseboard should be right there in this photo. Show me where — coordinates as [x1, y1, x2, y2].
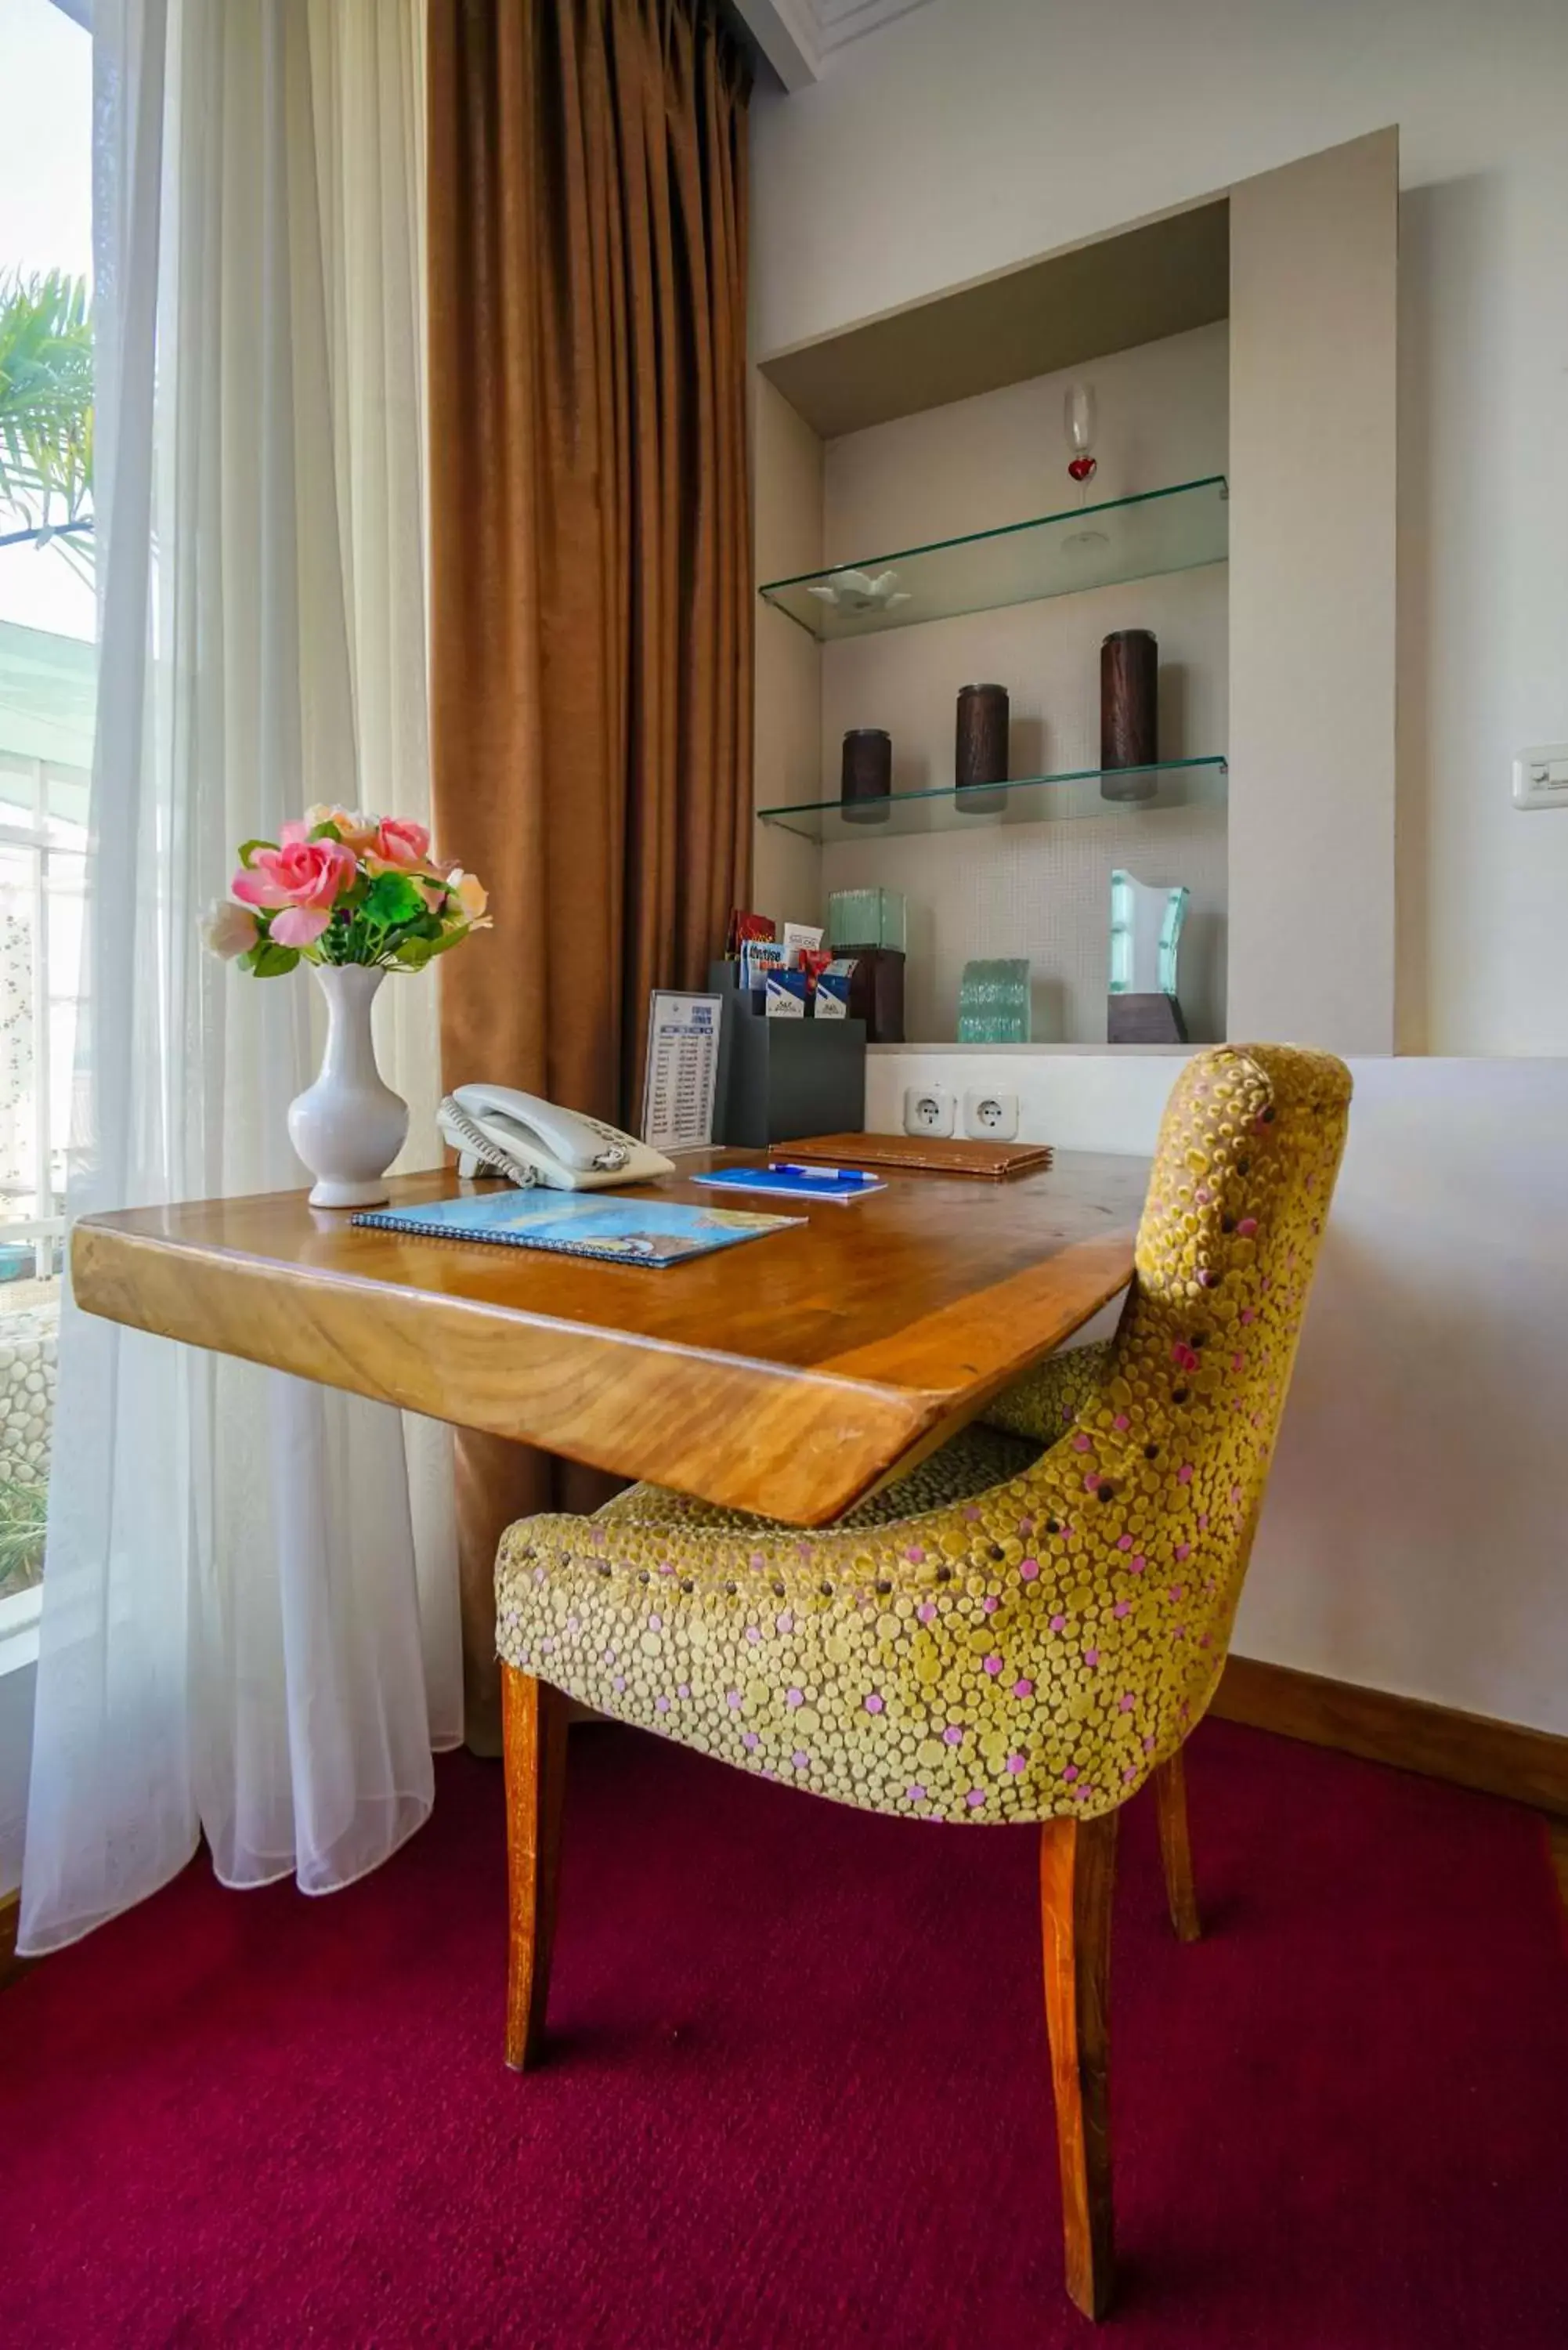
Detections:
[1213, 1655, 1568, 1818]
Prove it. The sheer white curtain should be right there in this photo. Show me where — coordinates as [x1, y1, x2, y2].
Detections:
[20, 0, 460, 1958]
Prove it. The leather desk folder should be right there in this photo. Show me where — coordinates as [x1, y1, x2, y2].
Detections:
[789, 1132, 1053, 1180]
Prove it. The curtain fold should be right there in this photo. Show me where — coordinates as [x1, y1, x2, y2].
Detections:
[426, 0, 753, 1748]
[20, 0, 456, 1957]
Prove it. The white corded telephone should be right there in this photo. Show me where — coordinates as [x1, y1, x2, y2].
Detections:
[436, 1083, 675, 1191]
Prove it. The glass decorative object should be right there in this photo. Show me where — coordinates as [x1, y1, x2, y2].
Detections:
[825, 889, 907, 1044]
[827, 887, 905, 953]
[1064, 381, 1098, 491]
[1062, 381, 1110, 555]
[1107, 870, 1188, 1043]
[1108, 869, 1186, 995]
[958, 958, 1031, 1044]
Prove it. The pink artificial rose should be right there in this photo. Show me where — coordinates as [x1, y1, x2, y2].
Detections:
[232, 839, 357, 953]
[370, 816, 432, 873]
[201, 901, 260, 960]
[271, 904, 333, 946]
[294, 804, 379, 852]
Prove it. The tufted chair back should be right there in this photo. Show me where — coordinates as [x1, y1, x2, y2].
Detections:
[985, 1043, 1351, 1741]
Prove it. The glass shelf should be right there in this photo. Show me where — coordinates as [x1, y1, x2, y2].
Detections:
[758, 757, 1227, 844]
[758, 476, 1228, 642]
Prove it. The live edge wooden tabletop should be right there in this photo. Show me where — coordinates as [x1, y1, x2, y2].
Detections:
[70, 1150, 1147, 1528]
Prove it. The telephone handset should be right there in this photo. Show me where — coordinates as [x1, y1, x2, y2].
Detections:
[437, 1083, 675, 1192]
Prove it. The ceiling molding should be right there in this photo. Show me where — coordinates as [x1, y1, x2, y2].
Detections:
[729, 0, 822, 90]
[730, 0, 934, 87]
[814, 0, 935, 52]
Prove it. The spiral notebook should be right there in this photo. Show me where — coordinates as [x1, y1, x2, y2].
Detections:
[351, 1188, 799, 1269]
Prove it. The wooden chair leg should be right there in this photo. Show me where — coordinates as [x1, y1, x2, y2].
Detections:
[501, 1663, 569, 2071]
[1152, 1749, 1202, 1943]
[1039, 1809, 1118, 2322]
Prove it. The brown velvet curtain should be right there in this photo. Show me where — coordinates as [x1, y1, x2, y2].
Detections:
[427, 0, 753, 1749]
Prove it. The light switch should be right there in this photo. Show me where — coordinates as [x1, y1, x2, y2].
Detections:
[1513, 745, 1568, 809]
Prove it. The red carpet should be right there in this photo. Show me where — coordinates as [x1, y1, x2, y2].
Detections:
[4, 1718, 1566, 2349]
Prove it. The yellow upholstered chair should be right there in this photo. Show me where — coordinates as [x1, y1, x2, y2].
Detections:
[494, 1043, 1352, 2318]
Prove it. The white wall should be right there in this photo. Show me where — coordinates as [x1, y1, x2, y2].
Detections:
[865, 1048, 1568, 1737]
[1227, 132, 1397, 1054]
[751, 0, 1568, 1057]
[817, 326, 1229, 1042]
[752, 372, 824, 925]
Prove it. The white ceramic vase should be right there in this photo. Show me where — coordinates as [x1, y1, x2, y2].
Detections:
[287, 964, 408, 1209]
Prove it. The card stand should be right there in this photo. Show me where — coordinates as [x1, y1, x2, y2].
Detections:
[707, 964, 867, 1148]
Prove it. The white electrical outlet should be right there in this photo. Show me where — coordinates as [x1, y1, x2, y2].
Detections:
[963, 1088, 1020, 1141]
[1513, 745, 1568, 810]
[903, 1082, 956, 1137]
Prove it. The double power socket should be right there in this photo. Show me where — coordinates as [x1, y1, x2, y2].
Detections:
[902, 1083, 1020, 1142]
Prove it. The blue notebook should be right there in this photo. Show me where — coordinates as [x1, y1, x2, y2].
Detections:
[691, 1163, 886, 1204]
[352, 1189, 800, 1269]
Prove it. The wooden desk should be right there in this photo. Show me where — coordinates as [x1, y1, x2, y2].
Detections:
[70, 1152, 1145, 1527]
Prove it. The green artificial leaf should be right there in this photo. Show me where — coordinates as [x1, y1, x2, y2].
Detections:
[308, 820, 345, 844]
[240, 940, 301, 978]
[237, 838, 276, 868]
[392, 924, 471, 969]
[363, 870, 425, 927]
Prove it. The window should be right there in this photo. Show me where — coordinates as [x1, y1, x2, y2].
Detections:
[0, 0, 94, 1625]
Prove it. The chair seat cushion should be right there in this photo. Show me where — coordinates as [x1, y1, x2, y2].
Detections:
[495, 1409, 1211, 1828]
[979, 1337, 1115, 1444]
[596, 1418, 1042, 1537]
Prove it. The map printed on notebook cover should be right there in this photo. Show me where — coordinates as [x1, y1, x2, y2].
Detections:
[351, 1189, 800, 1269]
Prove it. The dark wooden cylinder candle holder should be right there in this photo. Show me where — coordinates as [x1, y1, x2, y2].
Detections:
[956, 682, 1009, 812]
[1100, 630, 1158, 801]
[840, 728, 891, 824]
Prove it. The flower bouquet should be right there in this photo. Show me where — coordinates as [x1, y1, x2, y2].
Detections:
[204, 807, 490, 1209]
[204, 805, 488, 973]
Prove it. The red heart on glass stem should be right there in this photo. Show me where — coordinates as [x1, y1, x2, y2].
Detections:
[1068, 455, 1097, 483]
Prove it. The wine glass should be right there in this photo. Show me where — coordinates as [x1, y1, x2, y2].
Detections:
[1062, 380, 1107, 554]
[1064, 382, 1098, 500]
